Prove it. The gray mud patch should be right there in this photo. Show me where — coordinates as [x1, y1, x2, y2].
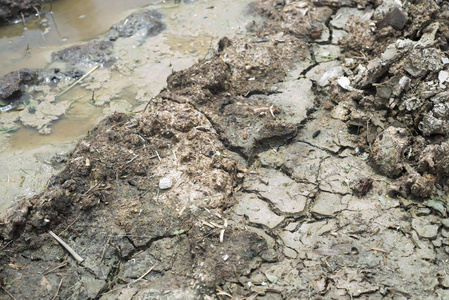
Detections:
[3, 0, 449, 299]
[106, 9, 165, 41]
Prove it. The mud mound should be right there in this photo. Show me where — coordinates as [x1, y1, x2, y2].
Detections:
[53, 41, 116, 68]
[106, 10, 165, 41]
[331, 0, 449, 198]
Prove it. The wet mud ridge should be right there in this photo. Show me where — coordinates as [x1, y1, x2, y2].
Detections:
[2, 0, 449, 299]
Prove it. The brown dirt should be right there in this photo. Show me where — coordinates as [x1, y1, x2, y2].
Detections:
[2, 0, 449, 299]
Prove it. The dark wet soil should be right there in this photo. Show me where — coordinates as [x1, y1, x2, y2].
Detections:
[3, 0, 449, 299]
[0, 0, 42, 24]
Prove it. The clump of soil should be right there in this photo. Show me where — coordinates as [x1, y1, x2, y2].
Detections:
[0, 0, 42, 24]
[106, 10, 165, 41]
[331, 0, 449, 199]
[0, 68, 82, 103]
[53, 41, 116, 68]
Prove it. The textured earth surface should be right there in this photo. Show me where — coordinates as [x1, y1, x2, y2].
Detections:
[2, 0, 449, 299]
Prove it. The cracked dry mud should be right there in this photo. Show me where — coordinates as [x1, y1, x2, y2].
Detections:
[2, 0, 449, 299]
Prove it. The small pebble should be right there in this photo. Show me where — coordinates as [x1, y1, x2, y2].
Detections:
[159, 177, 173, 190]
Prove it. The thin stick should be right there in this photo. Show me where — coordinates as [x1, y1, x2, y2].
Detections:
[155, 150, 161, 161]
[43, 263, 67, 275]
[60, 213, 81, 234]
[33, 6, 41, 20]
[126, 155, 139, 164]
[366, 247, 389, 254]
[1, 286, 16, 300]
[56, 65, 99, 98]
[49, 231, 84, 263]
[51, 277, 64, 300]
[20, 12, 26, 25]
[127, 264, 155, 287]
[1, 240, 13, 250]
[100, 237, 111, 262]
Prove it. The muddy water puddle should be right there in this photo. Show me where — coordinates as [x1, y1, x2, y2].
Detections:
[0, 0, 258, 210]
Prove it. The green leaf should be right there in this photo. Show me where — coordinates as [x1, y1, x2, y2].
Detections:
[173, 229, 185, 235]
[0, 128, 18, 134]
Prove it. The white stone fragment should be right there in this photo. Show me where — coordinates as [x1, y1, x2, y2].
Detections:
[159, 177, 173, 190]
[439, 70, 449, 88]
[337, 76, 353, 91]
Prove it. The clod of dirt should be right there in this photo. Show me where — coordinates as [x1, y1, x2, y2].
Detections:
[53, 40, 116, 68]
[376, 7, 408, 31]
[389, 171, 435, 198]
[342, 15, 374, 52]
[0, 69, 38, 102]
[163, 35, 309, 157]
[352, 177, 374, 197]
[106, 10, 165, 41]
[0, 68, 82, 106]
[370, 126, 410, 178]
[416, 142, 449, 180]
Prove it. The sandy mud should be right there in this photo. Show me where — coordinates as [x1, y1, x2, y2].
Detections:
[2, 0, 449, 299]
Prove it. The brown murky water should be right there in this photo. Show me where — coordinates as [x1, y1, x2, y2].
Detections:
[0, 0, 257, 210]
[0, 0, 159, 76]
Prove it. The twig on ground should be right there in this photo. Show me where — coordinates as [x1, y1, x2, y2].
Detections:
[49, 231, 84, 263]
[216, 286, 232, 298]
[126, 155, 139, 165]
[85, 182, 100, 195]
[155, 150, 161, 161]
[43, 263, 67, 275]
[51, 277, 64, 300]
[60, 213, 81, 234]
[100, 237, 111, 262]
[232, 265, 246, 288]
[1, 240, 13, 250]
[142, 97, 155, 113]
[1, 286, 17, 300]
[33, 6, 41, 20]
[127, 264, 156, 287]
[57, 65, 99, 98]
[366, 247, 389, 254]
